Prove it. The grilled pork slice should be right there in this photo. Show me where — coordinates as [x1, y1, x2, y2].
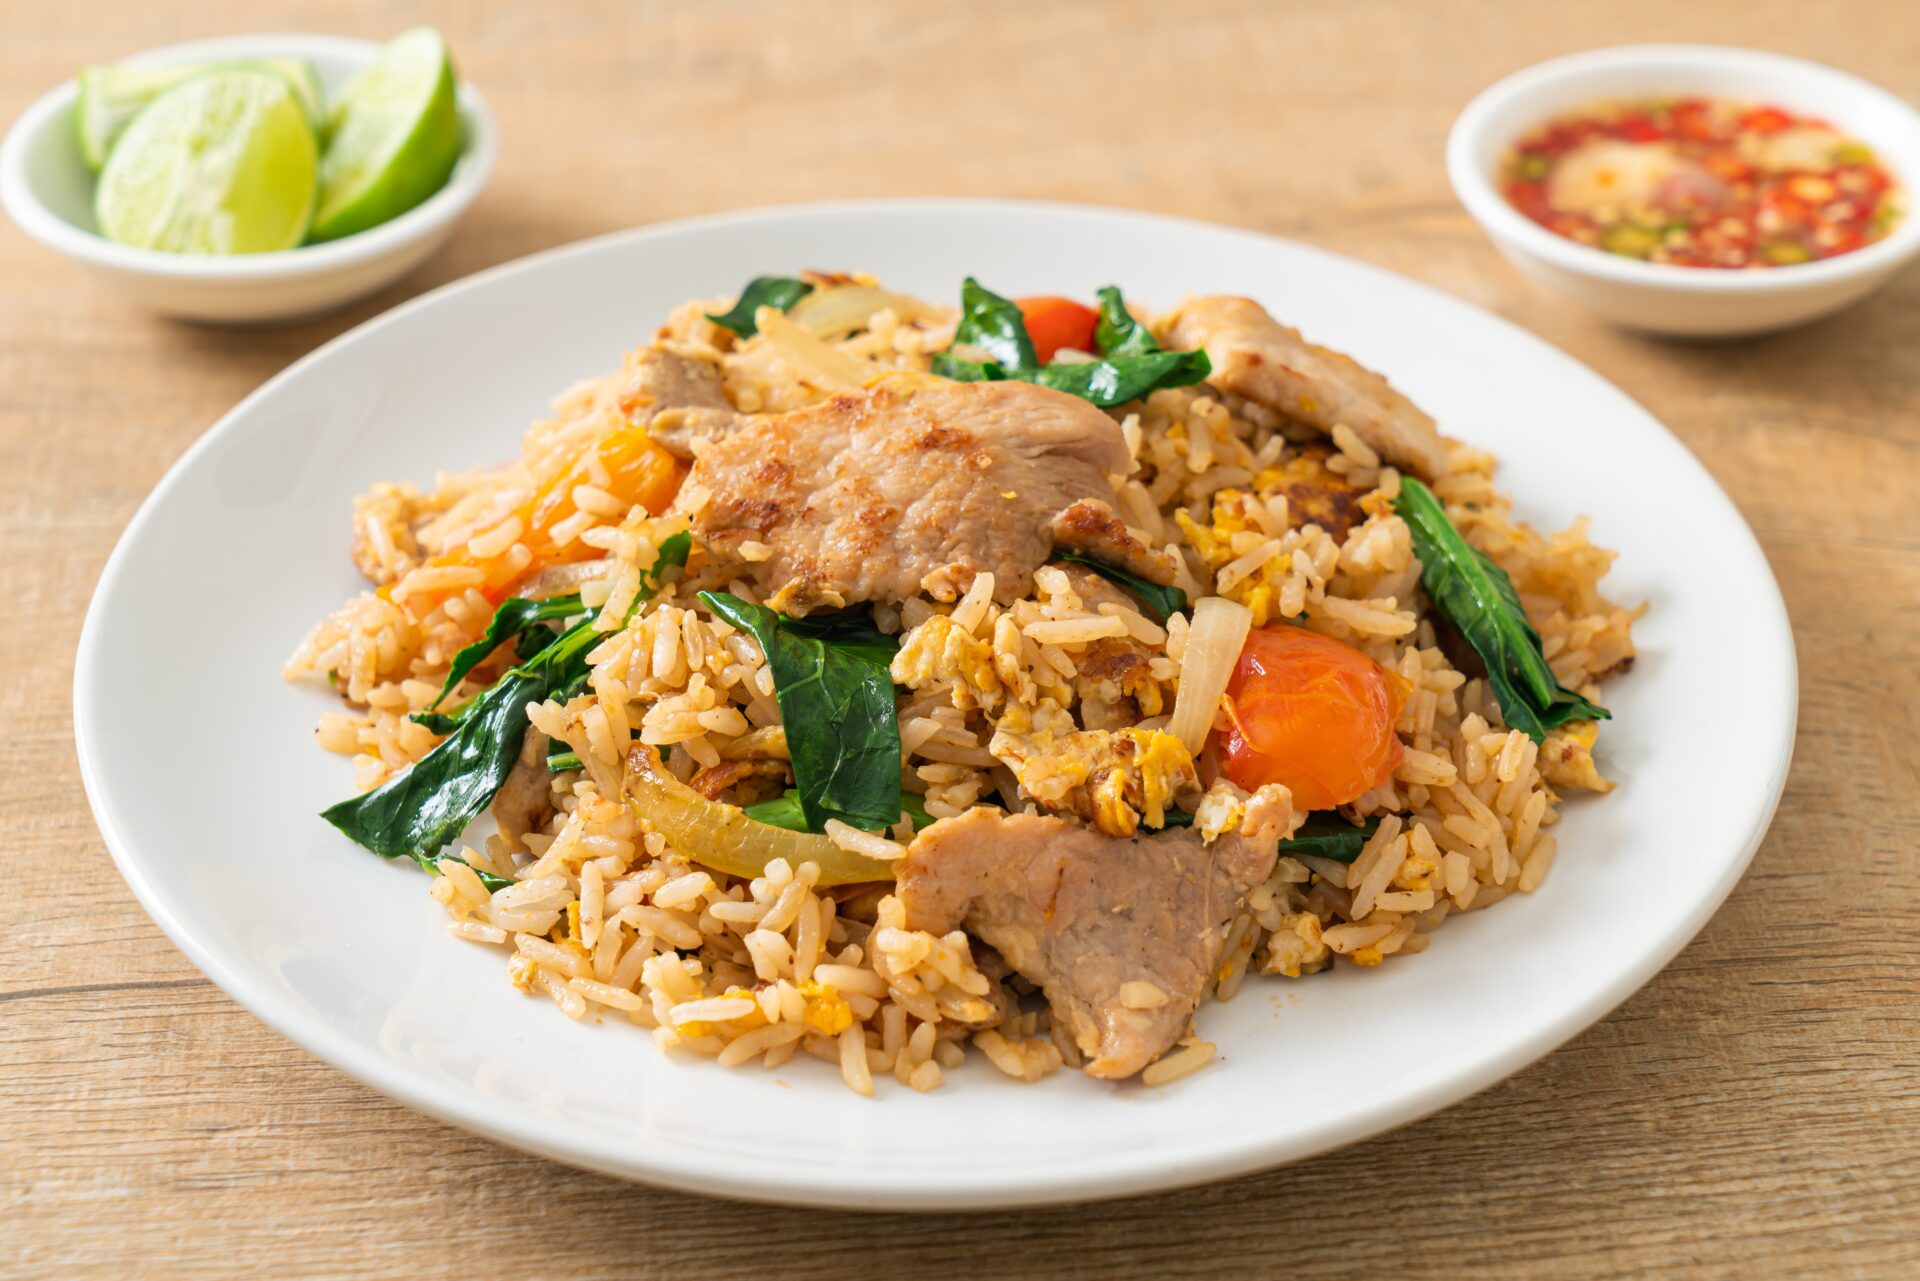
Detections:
[1160, 295, 1451, 480]
[677, 380, 1130, 614]
[1048, 497, 1180, 587]
[617, 346, 741, 459]
[895, 808, 1279, 1080]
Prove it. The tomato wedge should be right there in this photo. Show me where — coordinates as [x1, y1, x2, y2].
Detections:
[1219, 627, 1406, 811]
[1016, 296, 1099, 364]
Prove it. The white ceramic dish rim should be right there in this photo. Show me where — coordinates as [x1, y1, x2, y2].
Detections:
[1447, 43, 1920, 291]
[0, 32, 497, 279]
[72, 199, 1798, 1208]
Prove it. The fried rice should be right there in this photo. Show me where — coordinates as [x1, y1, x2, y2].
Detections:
[286, 275, 1640, 1094]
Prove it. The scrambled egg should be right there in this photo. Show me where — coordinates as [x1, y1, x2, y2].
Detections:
[1540, 719, 1614, 794]
[1177, 491, 1291, 627]
[890, 613, 1003, 710]
[798, 982, 853, 1036]
[1179, 453, 1392, 626]
[1265, 912, 1330, 979]
[1392, 845, 1438, 893]
[1194, 779, 1298, 845]
[990, 701, 1198, 837]
[1249, 443, 1380, 541]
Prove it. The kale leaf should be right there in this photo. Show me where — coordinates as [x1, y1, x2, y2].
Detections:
[1030, 286, 1210, 407]
[1394, 478, 1608, 741]
[705, 276, 814, 338]
[1276, 812, 1382, 863]
[422, 592, 587, 715]
[698, 593, 902, 833]
[322, 532, 691, 863]
[932, 278, 1211, 408]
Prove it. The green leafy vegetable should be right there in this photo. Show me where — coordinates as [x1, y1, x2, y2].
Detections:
[1050, 550, 1188, 623]
[1277, 812, 1382, 863]
[323, 532, 691, 863]
[546, 747, 583, 774]
[423, 592, 586, 715]
[699, 592, 902, 833]
[1031, 286, 1211, 407]
[931, 278, 1211, 408]
[1088, 284, 1158, 359]
[324, 620, 601, 860]
[744, 788, 932, 833]
[1394, 478, 1608, 741]
[706, 276, 814, 337]
[934, 275, 1038, 375]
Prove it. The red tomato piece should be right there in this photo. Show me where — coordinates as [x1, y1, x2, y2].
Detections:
[1218, 627, 1407, 811]
[1016, 296, 1099, 364]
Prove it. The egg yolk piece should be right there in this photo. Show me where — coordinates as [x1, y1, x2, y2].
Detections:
[1218, 626, 1407, 811]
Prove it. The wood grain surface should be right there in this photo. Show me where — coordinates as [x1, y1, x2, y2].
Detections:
[4, 1, 1918, 1277]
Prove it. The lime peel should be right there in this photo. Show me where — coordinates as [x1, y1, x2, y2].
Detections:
[310, 26, 462, 244]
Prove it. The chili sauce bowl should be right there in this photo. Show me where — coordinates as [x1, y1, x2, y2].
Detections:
[1447, 45, 1920, 337]
[0, 33, 497, 325]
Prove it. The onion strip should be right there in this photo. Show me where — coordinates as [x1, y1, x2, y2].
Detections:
[755, 308, 876, 392]
[622, 744, 896, 886]
[786, 284, 943, 340]
[1168, 597, 1253, 755]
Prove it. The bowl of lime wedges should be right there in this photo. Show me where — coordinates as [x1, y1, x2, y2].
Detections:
[0, 29, 495, 323]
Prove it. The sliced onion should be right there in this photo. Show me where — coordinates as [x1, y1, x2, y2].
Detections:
[755, 308, 876, 392]
[622, 744, 896, 886]
[786, 284, 942, 340]
[516, 557, 613, 600]
[1168, 596, 1253, 756]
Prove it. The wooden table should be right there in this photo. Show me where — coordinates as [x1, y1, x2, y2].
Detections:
[6, 2, 1918, 1276]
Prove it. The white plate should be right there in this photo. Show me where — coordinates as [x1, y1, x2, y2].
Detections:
[74, 200, 1797, 1209]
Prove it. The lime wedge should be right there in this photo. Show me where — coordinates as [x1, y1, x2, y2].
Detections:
[75, 56, 324, 171]
[94, 68, 318, 254]
[255, 57, 326, 125]
[310, 27, 461, 243]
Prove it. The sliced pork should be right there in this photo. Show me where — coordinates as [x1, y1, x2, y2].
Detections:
[617, 346, 742, 460]
[1048, 498, 1180, 587]
[894, 808, 1279, 1080]
[1160, 295, 1451, 480]
[677, 380, 1130, 614]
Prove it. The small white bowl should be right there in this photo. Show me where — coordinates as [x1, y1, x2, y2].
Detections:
[1448, 45, 1920, 337]
[0, 33, 496, 324]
